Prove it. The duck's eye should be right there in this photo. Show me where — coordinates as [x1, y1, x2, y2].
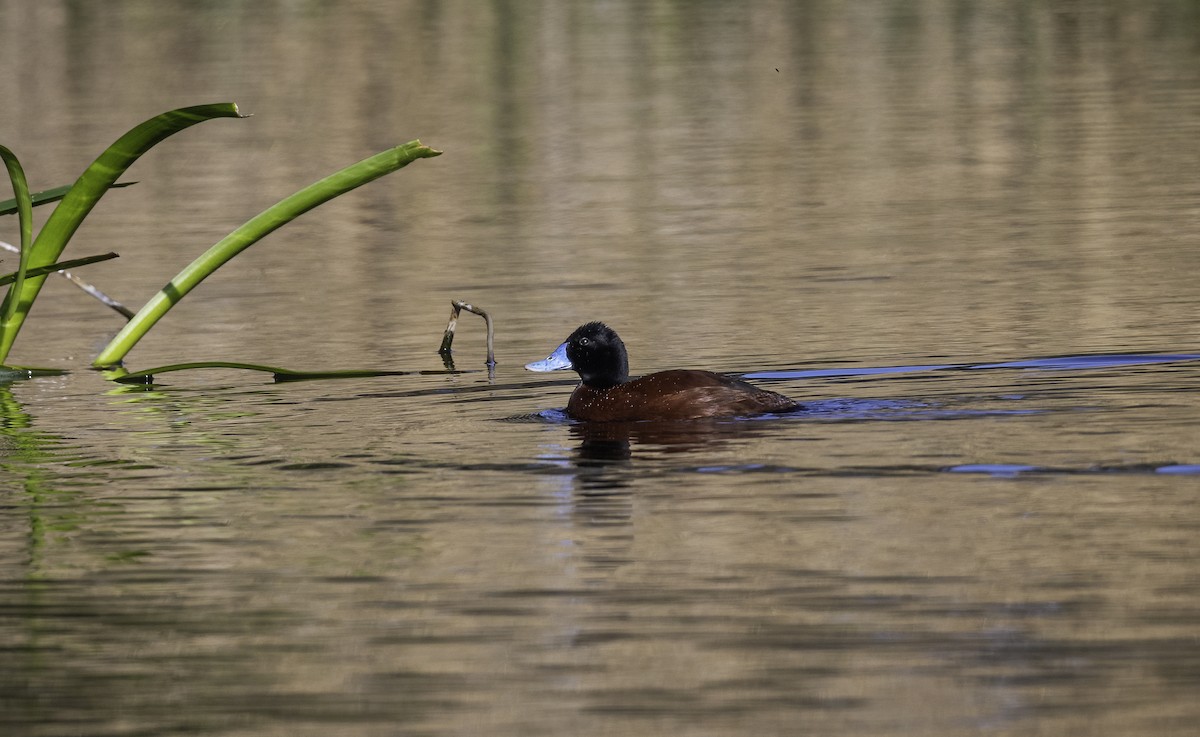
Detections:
[578, 337, 591, 347]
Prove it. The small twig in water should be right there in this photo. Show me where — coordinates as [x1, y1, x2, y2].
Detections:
[438, 299, 496, 368]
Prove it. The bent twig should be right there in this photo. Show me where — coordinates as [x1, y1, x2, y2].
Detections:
[438, 299, 496, 368]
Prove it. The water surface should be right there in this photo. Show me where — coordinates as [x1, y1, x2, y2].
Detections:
[1, 2, 1199, 736]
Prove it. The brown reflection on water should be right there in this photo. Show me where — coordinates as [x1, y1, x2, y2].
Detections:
[565, 418, 784, 526]
[571, 416, 780, 462]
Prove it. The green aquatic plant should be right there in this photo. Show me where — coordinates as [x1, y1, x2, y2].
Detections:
[1, 145, 120, 376]
[0, 103, 244, 366]
[0, 103, 443, 379]
[0, 143, 35, 335]
[92, 140, 441, 368]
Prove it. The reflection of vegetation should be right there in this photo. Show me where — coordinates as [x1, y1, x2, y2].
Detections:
[1, 103, 441, 378]
[0, 385, 59, 728]
[0, 384, 73, 577]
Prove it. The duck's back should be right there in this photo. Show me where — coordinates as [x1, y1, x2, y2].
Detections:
[567, 369, 799, 422]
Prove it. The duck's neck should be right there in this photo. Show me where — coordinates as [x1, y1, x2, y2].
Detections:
[580, 354, 629, 390]
[581, 375, 625, 390]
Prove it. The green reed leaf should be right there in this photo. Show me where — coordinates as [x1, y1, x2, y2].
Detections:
[0, 252, 119, 287]
[0, 103, 245, 364]
[93, 140, 442, 368]
[0, 145, 34, 330]
[0, 182, 136, 217]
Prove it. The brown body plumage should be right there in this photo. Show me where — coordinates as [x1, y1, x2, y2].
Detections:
[567, 369, 798, 422]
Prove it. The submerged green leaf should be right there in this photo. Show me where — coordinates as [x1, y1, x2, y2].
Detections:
[0, 366, 71, 380]
[111, 360, 464, 385]
[93, 140, 442, 368]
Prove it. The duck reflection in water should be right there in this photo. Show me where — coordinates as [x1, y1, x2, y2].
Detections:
[564, 418, 780, 535]
[569, 417, 777, 463]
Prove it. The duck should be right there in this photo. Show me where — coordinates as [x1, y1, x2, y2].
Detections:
[524, 322, 799, 422]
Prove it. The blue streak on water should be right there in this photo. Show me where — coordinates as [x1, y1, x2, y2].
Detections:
[800, 398, 1040, 422]
[946, 464, 1041, 477]
[686, 462, 1200, 477]
[969, 354, 1200, 370]
[744, 364, 955, 380]
[948, 463, 1200, 477]
[743, 353, 1200, 381]
[698, 463, 770, 473]
[1155, 465, 1200, 475]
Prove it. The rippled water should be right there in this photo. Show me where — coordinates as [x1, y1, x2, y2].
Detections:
[2, 2, 1199, 736]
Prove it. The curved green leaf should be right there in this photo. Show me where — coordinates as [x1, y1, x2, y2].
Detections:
[93, 140, 442, 368]
[0, 103, 245, 364]
[0, 145, 34, 329]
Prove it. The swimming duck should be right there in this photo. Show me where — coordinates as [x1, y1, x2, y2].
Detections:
[525, 322, 799, 422]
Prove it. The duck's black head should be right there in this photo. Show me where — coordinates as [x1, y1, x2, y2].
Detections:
[565, 322, 630, 388]
[525, 321, 630, 389]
